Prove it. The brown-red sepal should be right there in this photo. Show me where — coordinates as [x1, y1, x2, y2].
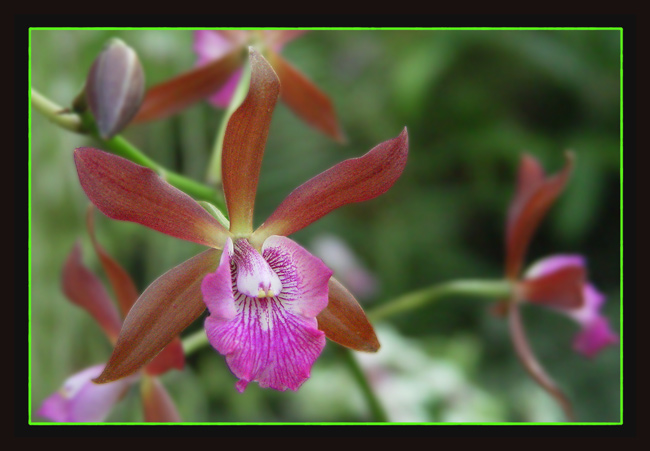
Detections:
[93, 249, 221, 384]
[132, 47, 243, 123]
[253, 128, 408, 243]
[505, 152, 574, 278]
[518, 265, 585, 309]
[267, 50, 345, 143]
[221, 48, 280, 235]
[316, 277, 380, 352]
[62, 242, 123, 343]
[74, 147, 229, 249]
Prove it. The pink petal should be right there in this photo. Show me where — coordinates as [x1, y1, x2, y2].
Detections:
[202, 236, 331, 392]
[505, 153, 573, 278]
[62, 242, 122, 343]
[524, 255, 619, 358]
[38, 364, 137, 422]
[74, 147, 230, 248]
[572, 315, 619, 358]
[525, 254, 586, 279]
[193, 30, 238, 65]
[221, 48, 280, 235]
[206, 68, 243, 108]
[262, 30, 308, 51]
[193, 30, 244, 108]
[567, 284, 618, 358]
[252, 128, 408, 243]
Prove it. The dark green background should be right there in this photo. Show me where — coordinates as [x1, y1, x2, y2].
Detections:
[30, 29, 621, 423]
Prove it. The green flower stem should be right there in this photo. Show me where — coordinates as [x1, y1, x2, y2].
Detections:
[206, 64, 251, 185]
[368, 279, 512, 323]
[182, 328, 209, 356]
[31, 88, 83, 133]
[32, 87, 227, 212]
[337, 345, 389, 422]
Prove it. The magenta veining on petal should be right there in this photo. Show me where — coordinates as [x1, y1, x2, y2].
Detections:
[201, 236, 333, 392]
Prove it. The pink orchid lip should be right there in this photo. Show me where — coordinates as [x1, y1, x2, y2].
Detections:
[202, 235, 331, 392]
[38, 364, 138, 423]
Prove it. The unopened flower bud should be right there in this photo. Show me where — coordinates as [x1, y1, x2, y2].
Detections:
[86, 38, 145, 139]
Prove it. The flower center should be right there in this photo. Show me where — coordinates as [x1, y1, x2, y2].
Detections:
[231, 238, 282, 298]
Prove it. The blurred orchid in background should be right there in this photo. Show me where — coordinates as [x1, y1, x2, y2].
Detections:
[310, 234, 379, 300]
[500, 153, 619, 418]
[72, 49, 408, 392]
[38, 208, 182, 422]
[132, 30, 344, 143]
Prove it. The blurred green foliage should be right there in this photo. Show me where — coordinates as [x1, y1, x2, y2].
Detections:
[30, 29, 620, 423]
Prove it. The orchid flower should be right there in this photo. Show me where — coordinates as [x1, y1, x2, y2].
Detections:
[73, 48, 408, 391]
[502, 153, 618, 417]
[133, 30, 344, 143]
[38, 208, 182, 422]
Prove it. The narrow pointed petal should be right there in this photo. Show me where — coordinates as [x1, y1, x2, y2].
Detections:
[38, 364, 137, 423]
[505, 152, 574, 279]
[508, 303, 575, 421]
[132, 47, 243, 123]
[140, 376, 181, 422]
[86, 206, 139, 316]
[94, 249, 221, 384]
[267, 51, 345, 142]
[86, 206, 185, 375]
[62, 242, 122, 342]
[316, 277, 380, 352]
[74, 147, 229, 248]
[253, 129, 408, 242]
[202, 236, 330, 392]
[221, 48, 280, 235]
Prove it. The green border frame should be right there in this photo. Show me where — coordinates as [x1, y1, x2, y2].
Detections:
[28, 26, 624, 427]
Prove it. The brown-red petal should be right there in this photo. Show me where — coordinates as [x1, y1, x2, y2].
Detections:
[86, 205, 140, 317]
[267, 50, 345, 143]
[518, 265, 585, 309]
[131, 47, 243, 123]
[62, 242, 123, 343]
[93, 248, 221, 384]
[144, 336, 185, 376]
[74, 147, 229, 249]
[253, 128, 408, 243]
[505, 152, 574, 279]
[316, 277, 380, 352]
[221, 48, 280, 235]
[140, 375, 182, 422]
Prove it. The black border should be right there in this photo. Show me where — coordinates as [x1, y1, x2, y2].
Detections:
[16, 15, 635, 437]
